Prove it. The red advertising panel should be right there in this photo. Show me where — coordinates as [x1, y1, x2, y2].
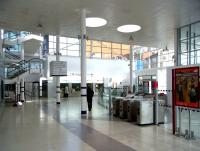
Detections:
[173, 67, 199, 108]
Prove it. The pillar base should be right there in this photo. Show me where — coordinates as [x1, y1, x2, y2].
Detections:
[81, 111, 87, 114]
[13, 103, 18, 107]
[56, 102, 61, 105]
[13, 101, 23, 107]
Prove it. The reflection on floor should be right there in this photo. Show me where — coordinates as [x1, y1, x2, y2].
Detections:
[0, 96, 200, 151]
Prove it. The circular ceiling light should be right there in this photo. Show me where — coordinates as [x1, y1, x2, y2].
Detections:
[117, 24, 141, 33]
[86, 17, 107, 27]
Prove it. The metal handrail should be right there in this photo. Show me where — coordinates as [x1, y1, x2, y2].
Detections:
[6, 58, 43, 79]
[5, 49, 21, 60]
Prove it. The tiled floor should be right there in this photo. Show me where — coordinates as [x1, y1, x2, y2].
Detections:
[0, 97, 200, 151]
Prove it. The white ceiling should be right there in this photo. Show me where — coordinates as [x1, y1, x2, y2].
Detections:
[0, 0, 200, 49]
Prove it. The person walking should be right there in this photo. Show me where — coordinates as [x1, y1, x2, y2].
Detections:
[87, 86, 94, 111]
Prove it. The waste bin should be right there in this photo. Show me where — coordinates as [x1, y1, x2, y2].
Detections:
[119, 99, 128, 119]
[112, 97, 123, 116]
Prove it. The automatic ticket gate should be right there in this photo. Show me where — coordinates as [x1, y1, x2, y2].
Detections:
[134, 99, 154, 125]
[119, 99, 128, 119]
[112, 97, 123, 116]
[127, 99, 137, 122]
[158, 99, 165, 124]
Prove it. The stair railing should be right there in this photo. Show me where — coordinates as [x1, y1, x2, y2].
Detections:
[6, 58, 43, 79]
[4, 49, 21, 60]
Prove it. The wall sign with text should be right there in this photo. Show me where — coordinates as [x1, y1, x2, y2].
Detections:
[50, 61, 67, 76]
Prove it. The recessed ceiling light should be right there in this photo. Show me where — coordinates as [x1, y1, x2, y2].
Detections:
[117, 24, 141, 33]
[86, 17, 107, 27]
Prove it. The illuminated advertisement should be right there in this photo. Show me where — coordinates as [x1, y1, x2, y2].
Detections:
[173, 67, 199, 108]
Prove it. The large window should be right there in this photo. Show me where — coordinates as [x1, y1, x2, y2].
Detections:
[178, 21, 200, 66]
[102, 42, 111, 59]
[48, 35, 130, 60]
[49, 36, 80, 56]
[133, 46, 174, 70]
[49, 35, 56, 54]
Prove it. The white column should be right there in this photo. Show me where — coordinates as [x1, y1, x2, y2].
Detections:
[56, 35, 61, 104]
[0, 30, 2, 102]
[39, 41, 43, 59]
[174, 29, 179, 66]
[0, 30, 2, 51]
[20, 79, 25, 102]
[148, 49, 151, 69]
[20, 43, 25, 102]
[158, 49, 161, 68]
[0, 30, 2, 76]
[93, 82, 95, 95]
[21, 43, 24, 60]
[129, 45, 133, 93]
[17, 81, 20, 100]
[39, 82, 42, 97]
[80, 8, 87, 114]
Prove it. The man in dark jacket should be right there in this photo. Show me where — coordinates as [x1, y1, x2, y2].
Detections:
[87, 87, 94, 111]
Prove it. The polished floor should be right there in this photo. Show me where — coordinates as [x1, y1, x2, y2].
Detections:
[0, 97, 200, 151]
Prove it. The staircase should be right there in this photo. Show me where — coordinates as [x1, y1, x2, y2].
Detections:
[2, 31, 43, 57]
[4, 49, 21, 60]
[5, 58, 43, 84]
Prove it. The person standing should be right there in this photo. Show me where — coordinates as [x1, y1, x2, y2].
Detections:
[87, 86, 94, 111]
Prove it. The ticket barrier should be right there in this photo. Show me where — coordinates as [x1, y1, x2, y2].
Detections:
[157, 99, 165, 124]
[127, 100, 137, 122]
[112, 97, 123, 116]
[119, 99, 128, 119]
[134, 99, 154, 125]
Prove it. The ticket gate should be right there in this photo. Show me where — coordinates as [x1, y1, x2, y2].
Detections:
[157, 100, 165, 124]
[112, 97, 123, 116]
[127, 100, 137, 122]
[134, 100, 154, 125]
[119, 100, 128, 119]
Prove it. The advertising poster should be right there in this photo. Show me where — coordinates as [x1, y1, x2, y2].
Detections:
[174, 67, 199, 108]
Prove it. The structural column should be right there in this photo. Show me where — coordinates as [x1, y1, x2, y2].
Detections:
[129, 45, 133, 93]
[0, 30, 2, 102]
[39, 82, 42, 97]
[56, 35, 61, 104]
[13, 81, 21, 106]
[39, 41, 43, 59]
[80, 8, 87, 114]
[93, 82, 96, 95]
[174, 29, 179, 66]
[0, 30, 2, 51]
[20, 43, 25, 102]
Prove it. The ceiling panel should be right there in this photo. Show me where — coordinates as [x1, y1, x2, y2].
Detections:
[0, 0, 200, 49]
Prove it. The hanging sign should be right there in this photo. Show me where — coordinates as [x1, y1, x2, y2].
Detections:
[50, 61, 67, 76]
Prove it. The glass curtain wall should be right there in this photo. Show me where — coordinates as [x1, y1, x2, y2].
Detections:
[48, 35, 130, 60]
[176, 21, 200, 139]
[177, 21, 200, 66]
[2, 31, 31, 55]
[133, 46, 174, 70]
